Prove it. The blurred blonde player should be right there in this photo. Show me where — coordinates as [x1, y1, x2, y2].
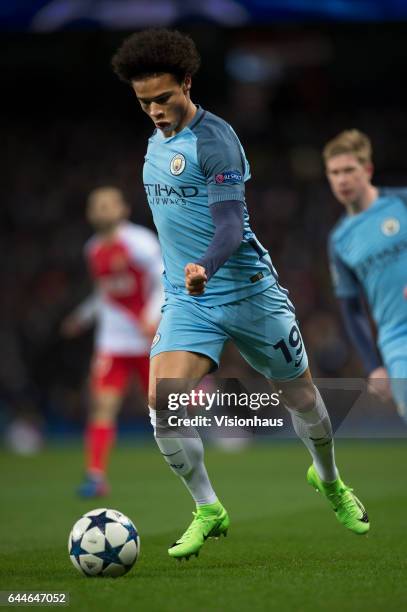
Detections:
[62, 187, 163, 497]
[324, 130, 407, 419]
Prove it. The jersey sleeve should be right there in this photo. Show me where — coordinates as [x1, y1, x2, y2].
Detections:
[328, 235, 360, 298]
[196, 121, 248, 205]
[195, 200, 244, 280]
[339, 296, 382, 374]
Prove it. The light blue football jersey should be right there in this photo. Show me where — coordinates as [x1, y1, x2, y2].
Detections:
[328, 188, 407, 350]
[143, 106, 277, 306]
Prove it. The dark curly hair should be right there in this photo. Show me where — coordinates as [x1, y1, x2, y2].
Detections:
[112, 29, 201, 84]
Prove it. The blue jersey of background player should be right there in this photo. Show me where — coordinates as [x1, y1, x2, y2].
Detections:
[112, 28, 370, 561]
[324, 129, 407, 420]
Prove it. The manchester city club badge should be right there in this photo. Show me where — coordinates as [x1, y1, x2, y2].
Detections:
[170, 153, 186, 175]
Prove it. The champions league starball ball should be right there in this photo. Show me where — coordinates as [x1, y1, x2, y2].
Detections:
[68, 508, 140, 577]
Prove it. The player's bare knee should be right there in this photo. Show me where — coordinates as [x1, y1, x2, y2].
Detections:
[148, 380, 188, 411]
[279, 378, 316, 412]
[148, 389, 156, 410]
[148, 378, 190, 410]
[155, 379, 193, 411]
[89, 407, 115, 424]
[90, 390, 122, 422]
[148, 380, 171, 411]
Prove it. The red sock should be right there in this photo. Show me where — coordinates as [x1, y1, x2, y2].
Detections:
[85, 423, 116, 477]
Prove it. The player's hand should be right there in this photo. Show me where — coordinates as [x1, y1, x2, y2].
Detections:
[367, 366, 392, 402]
[184, 263, 207, 295]
[60, 315, 84, 338]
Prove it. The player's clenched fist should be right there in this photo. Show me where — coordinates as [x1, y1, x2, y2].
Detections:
[184, 263, 207, 295]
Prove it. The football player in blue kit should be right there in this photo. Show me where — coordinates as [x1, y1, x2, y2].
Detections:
[112, 29, 370, 560]
[325, 130, 407, 421]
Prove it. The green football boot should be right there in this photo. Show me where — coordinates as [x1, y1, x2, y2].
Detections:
[307, 465, 370, 535]
[168, 500, 229, 560]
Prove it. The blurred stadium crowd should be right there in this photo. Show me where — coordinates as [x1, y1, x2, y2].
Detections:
[2, 24, 407, 437]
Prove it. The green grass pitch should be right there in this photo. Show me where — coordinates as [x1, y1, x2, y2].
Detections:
[1, 440, 407, 611]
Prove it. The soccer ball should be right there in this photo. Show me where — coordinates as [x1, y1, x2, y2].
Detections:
[68, 508, 140, 577]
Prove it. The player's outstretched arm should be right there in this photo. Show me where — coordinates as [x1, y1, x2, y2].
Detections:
[184, 200, 244, 295]
[60, 293, 99, 338]
[328, 237, 388, 395]
[339, 295, 386, 380]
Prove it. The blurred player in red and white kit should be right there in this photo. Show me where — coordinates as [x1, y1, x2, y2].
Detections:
[61, 186, 163, 497]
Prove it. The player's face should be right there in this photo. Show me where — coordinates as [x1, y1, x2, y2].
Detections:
[87, 190, 128, 232]
[326, 153, 373, 207]
[132, 73, 191, 137]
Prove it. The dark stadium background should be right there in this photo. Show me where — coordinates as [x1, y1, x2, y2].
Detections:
[1, 3, 407, 439]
